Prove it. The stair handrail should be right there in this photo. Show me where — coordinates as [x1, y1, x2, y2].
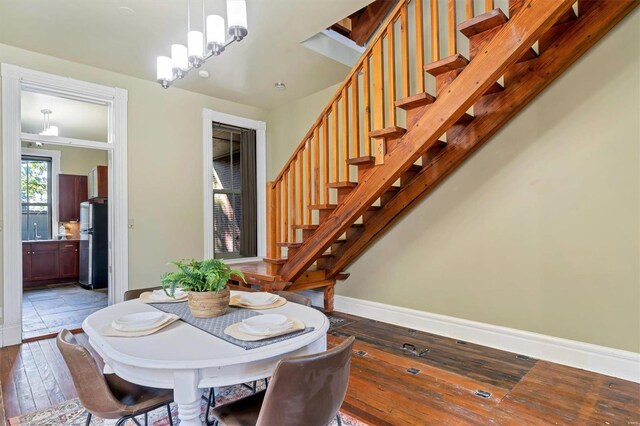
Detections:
[271, 0, 407, 187]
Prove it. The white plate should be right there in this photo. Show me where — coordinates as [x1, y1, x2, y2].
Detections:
[151, 288, 187, 301]
[112, 312, 167, 332]
[240, 314, 291, 335]
[238, 320, 294, 336]
[239, 292, 278, 306]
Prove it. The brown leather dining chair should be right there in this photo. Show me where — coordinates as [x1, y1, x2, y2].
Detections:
[276, 291, 312, 306]
[123, 286, 162, 301]
[208, 335, 355, 426]
[56, 329, 174, 426]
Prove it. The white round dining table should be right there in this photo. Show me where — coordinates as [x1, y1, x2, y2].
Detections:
[82, 292, 330, 426]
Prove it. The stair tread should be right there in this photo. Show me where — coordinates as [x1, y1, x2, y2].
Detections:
[458, 9, 508, 38]
[370, 126, 407, 139]
[311, 203, 381, 212]
[346, 156, 376, 165]
[262, 257, 287, 265]
[424, 54, 469, 76]
[395, 92, 436, 110]
[327, 181, 358, 188]
[292, 224, 318, 230]
[276, 242, 302, 248]
[308, 204, 338, 210]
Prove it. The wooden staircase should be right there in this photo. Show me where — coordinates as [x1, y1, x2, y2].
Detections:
[231, 0, 638, 311]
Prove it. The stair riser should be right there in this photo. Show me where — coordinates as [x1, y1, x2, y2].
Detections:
[316, 258, 333, 270]
[357, 163, 375, 181]
[287, 246, 299, 259]
[407, 104, 432, 128]
[384, 136, 407, 156]
[400, 170, 420, 187]
[301, 229, 315, 241]
[380, 190, 398, 206]
[337, 187, 354, 204]
[422, 142, 448, 166]
[318, 209, 334, 224]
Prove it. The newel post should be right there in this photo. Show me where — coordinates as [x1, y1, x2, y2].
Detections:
[265, 181, 281, 275]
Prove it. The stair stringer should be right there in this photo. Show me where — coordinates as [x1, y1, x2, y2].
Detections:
[278, 0, 576, 283]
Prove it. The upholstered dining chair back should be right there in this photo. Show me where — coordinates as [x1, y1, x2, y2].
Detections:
[56, 329, 125, 418]
[276, 291, 312, 306]
[123, 286, 161, 301]
[255, 336, 355, 426]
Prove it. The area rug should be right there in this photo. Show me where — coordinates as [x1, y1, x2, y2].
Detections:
[9, 383, 366, 425]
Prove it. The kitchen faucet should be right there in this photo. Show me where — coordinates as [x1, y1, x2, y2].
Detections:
[33, 222, 42, 241]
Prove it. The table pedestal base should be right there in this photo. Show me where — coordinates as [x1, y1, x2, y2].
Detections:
[174, 370, 204, 426]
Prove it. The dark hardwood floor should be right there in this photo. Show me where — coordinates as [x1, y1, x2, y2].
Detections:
[1, 311, 638, 425]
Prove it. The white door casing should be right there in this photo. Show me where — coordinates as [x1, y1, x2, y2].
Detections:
[1, 64, 128, 346]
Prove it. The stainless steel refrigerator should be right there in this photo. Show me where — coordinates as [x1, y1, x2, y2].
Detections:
[79, 201, 108, 289]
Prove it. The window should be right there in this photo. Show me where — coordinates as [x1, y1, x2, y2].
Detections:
[212, 123, 257, 259]
[21, 155, 52, 240]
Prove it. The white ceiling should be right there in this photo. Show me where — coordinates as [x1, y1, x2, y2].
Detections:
[21, 91, 109, 142]
[0, 0, 372, 109]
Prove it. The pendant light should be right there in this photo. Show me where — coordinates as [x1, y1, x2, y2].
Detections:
[156, 0, 248, 89]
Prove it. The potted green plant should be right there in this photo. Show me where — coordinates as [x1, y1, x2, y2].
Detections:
[161, 259, 245, 318]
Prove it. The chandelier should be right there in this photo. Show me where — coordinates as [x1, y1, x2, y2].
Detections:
[156, 0, 248, 89]
[39, 109, 59, 137]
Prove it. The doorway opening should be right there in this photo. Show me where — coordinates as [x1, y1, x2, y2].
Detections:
[20, 142, 110, 340]
[1, 64, 128, 346]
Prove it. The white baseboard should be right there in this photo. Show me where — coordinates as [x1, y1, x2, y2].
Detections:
[303, 291, 640, 383]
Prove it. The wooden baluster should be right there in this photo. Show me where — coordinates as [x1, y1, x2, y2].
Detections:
[313, 127, 320, 206]
[400, 4, 410, 98]
[282, 170, 288, 242]
[466, 0, 474, 19]
[363, 57, 372, 156]
[332, 101, 339, 182]
[372, 40, 384, 130]
[296, 150, 303, 226]
[430, 0, 439, 62]
[266, 181, 276, 260]
[290, 158, 296, 229]
[275, 180, 281, 245]
[387, 22, 397, 127]
[321, 118, 329, 201]
[289, 163, 295, 240]
[351, 73, 360, 159]
[304, 140, 311, 224]
[341, 86, 349, 180]
[485, 0, 494, 12]
[416, 0, 426, 92]
[448, 0, 457, 56]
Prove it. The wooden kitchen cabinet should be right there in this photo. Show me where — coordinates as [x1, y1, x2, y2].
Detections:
[29, 242, 60, 281]
[59, 241, 80, 278]
[23, 241, 80, 287]
[88, 165, 108, 200]
[59, 174, 88, 222]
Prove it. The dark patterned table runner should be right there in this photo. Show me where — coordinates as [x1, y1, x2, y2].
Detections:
[149, 301, 315, 350]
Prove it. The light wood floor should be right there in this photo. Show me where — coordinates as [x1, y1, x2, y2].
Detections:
[1, 311, 638, 424]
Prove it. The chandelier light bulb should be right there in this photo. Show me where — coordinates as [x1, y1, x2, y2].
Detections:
[206, 14, 226, 51]
[227, 0, 248, 40]
[171, 44, 189, 72]
[157, 56, 173, 81]
[188, 31, 204, 61]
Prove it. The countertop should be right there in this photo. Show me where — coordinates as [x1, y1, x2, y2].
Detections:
[23, 239, 80, 243]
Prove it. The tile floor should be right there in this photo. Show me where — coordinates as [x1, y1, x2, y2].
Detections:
[22, 284, 108, 339]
